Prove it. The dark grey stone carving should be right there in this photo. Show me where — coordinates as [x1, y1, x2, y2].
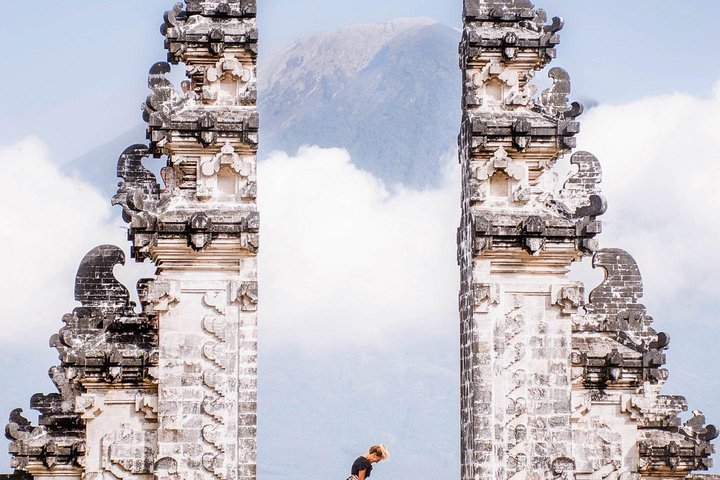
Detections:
[5, 245, 157, 473]
[575, 248, 716, 473]
[162, 1, 258, 64]
[113, 143, 259, 260]
[113, 145, 160, 259]
[539, 67, 572, 116]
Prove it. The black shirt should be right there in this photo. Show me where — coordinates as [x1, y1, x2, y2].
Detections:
[351, 456, 373, 478]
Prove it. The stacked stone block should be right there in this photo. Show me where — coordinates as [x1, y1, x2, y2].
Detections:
[459, 1, 716, 479]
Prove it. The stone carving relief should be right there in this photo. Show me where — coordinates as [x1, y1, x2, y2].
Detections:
[193, 283, 255, 480]
[135, 394, 159, 421]
[145, 281, 181, 314]
[100, 427, 156, 480]
[232, 281, 258, 312]
[538, 67, 584, 119]
[5, 245, 158, 475]
[572, 416, 623, 479]
[552, 151, 607, 221]
[473, 147, 529, 204]
[163, 1, 259, 64]
[459, 2, 715, 478]
[143, 62, 177, 127]
[499, 307, 530, 480]
[197, 142, 256, 200]
[472, 283, 500, 313]
[7, 2, 259, 480]
[552, 283, 584, 316]
[466, 60, 537, 108]
[570, 247, 717, 474]
[113, 145, 160, 257]
[201, 53, 256, 106]
[114, 143, 259, 258]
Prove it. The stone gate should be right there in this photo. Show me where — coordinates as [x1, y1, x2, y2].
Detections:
[2, 1, 717, 480]
[458, 1, 716, 479]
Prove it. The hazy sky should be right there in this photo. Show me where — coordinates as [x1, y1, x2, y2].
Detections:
[1, 1, 719, 164]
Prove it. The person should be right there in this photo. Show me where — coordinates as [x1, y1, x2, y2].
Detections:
[348, 445, 389, 480]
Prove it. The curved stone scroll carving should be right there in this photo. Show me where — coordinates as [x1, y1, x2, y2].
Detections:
[537, 67, 583, 119]
[116, 144, 160, 198]
[539, 67, 569, 116]
[523, 9, 564, 36]
[6, 246, 158, 475]
[143, 62, 175, 125]
[574, 249, 668, 386]
[113, 145, 160, 257]
[542, 15, 564, 34]
[555, 151, 607, 220]
[585, 249, 654, 337]
[73, 244, 133, 311]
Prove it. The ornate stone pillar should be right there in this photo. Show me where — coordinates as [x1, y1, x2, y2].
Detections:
[458, 2, 716, 480]
[115, 3, 259, 480]
[458, 2, 594, 478]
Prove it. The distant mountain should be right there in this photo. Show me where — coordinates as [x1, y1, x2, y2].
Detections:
[258, 19, 461, 186]
[62, 18, 461, 195]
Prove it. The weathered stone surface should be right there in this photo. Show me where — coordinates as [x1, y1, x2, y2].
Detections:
[6, 2, 259, 480]
[135, 2, 259, 480]
[5, 245, 158, 478]
[572, 249, 716, 477]
[459, 1, 714, 480]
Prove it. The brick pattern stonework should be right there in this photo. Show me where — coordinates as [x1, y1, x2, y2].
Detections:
[5, 2, 258, 480]
[6, 245, 159, 480]
[459, 1, 716, 480]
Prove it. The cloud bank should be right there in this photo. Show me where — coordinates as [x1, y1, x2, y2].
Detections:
[258, 146, 460, 351]
[0, 138, 149, 345]
[577, 83, 720, 312]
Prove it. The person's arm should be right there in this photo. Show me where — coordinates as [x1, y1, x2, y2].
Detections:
[357, 469, 367, 480]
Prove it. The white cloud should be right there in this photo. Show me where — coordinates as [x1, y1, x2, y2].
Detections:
[258, 84, 720, 353]
[258, 146, 460, 351]
[0, 138, 150, 345]
[577, 83, 720, 309]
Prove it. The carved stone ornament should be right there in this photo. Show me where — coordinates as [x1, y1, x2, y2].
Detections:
[458, 1, 714, 479]
[197, 142, 255, 200]
[6, 2, 260, 480]
[472, 283, 501, 313]
[551, 283, 584, 315]
[100, 427, 157, 479]
[202, 53, 256, 105]
[5, 245, 158, 474]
